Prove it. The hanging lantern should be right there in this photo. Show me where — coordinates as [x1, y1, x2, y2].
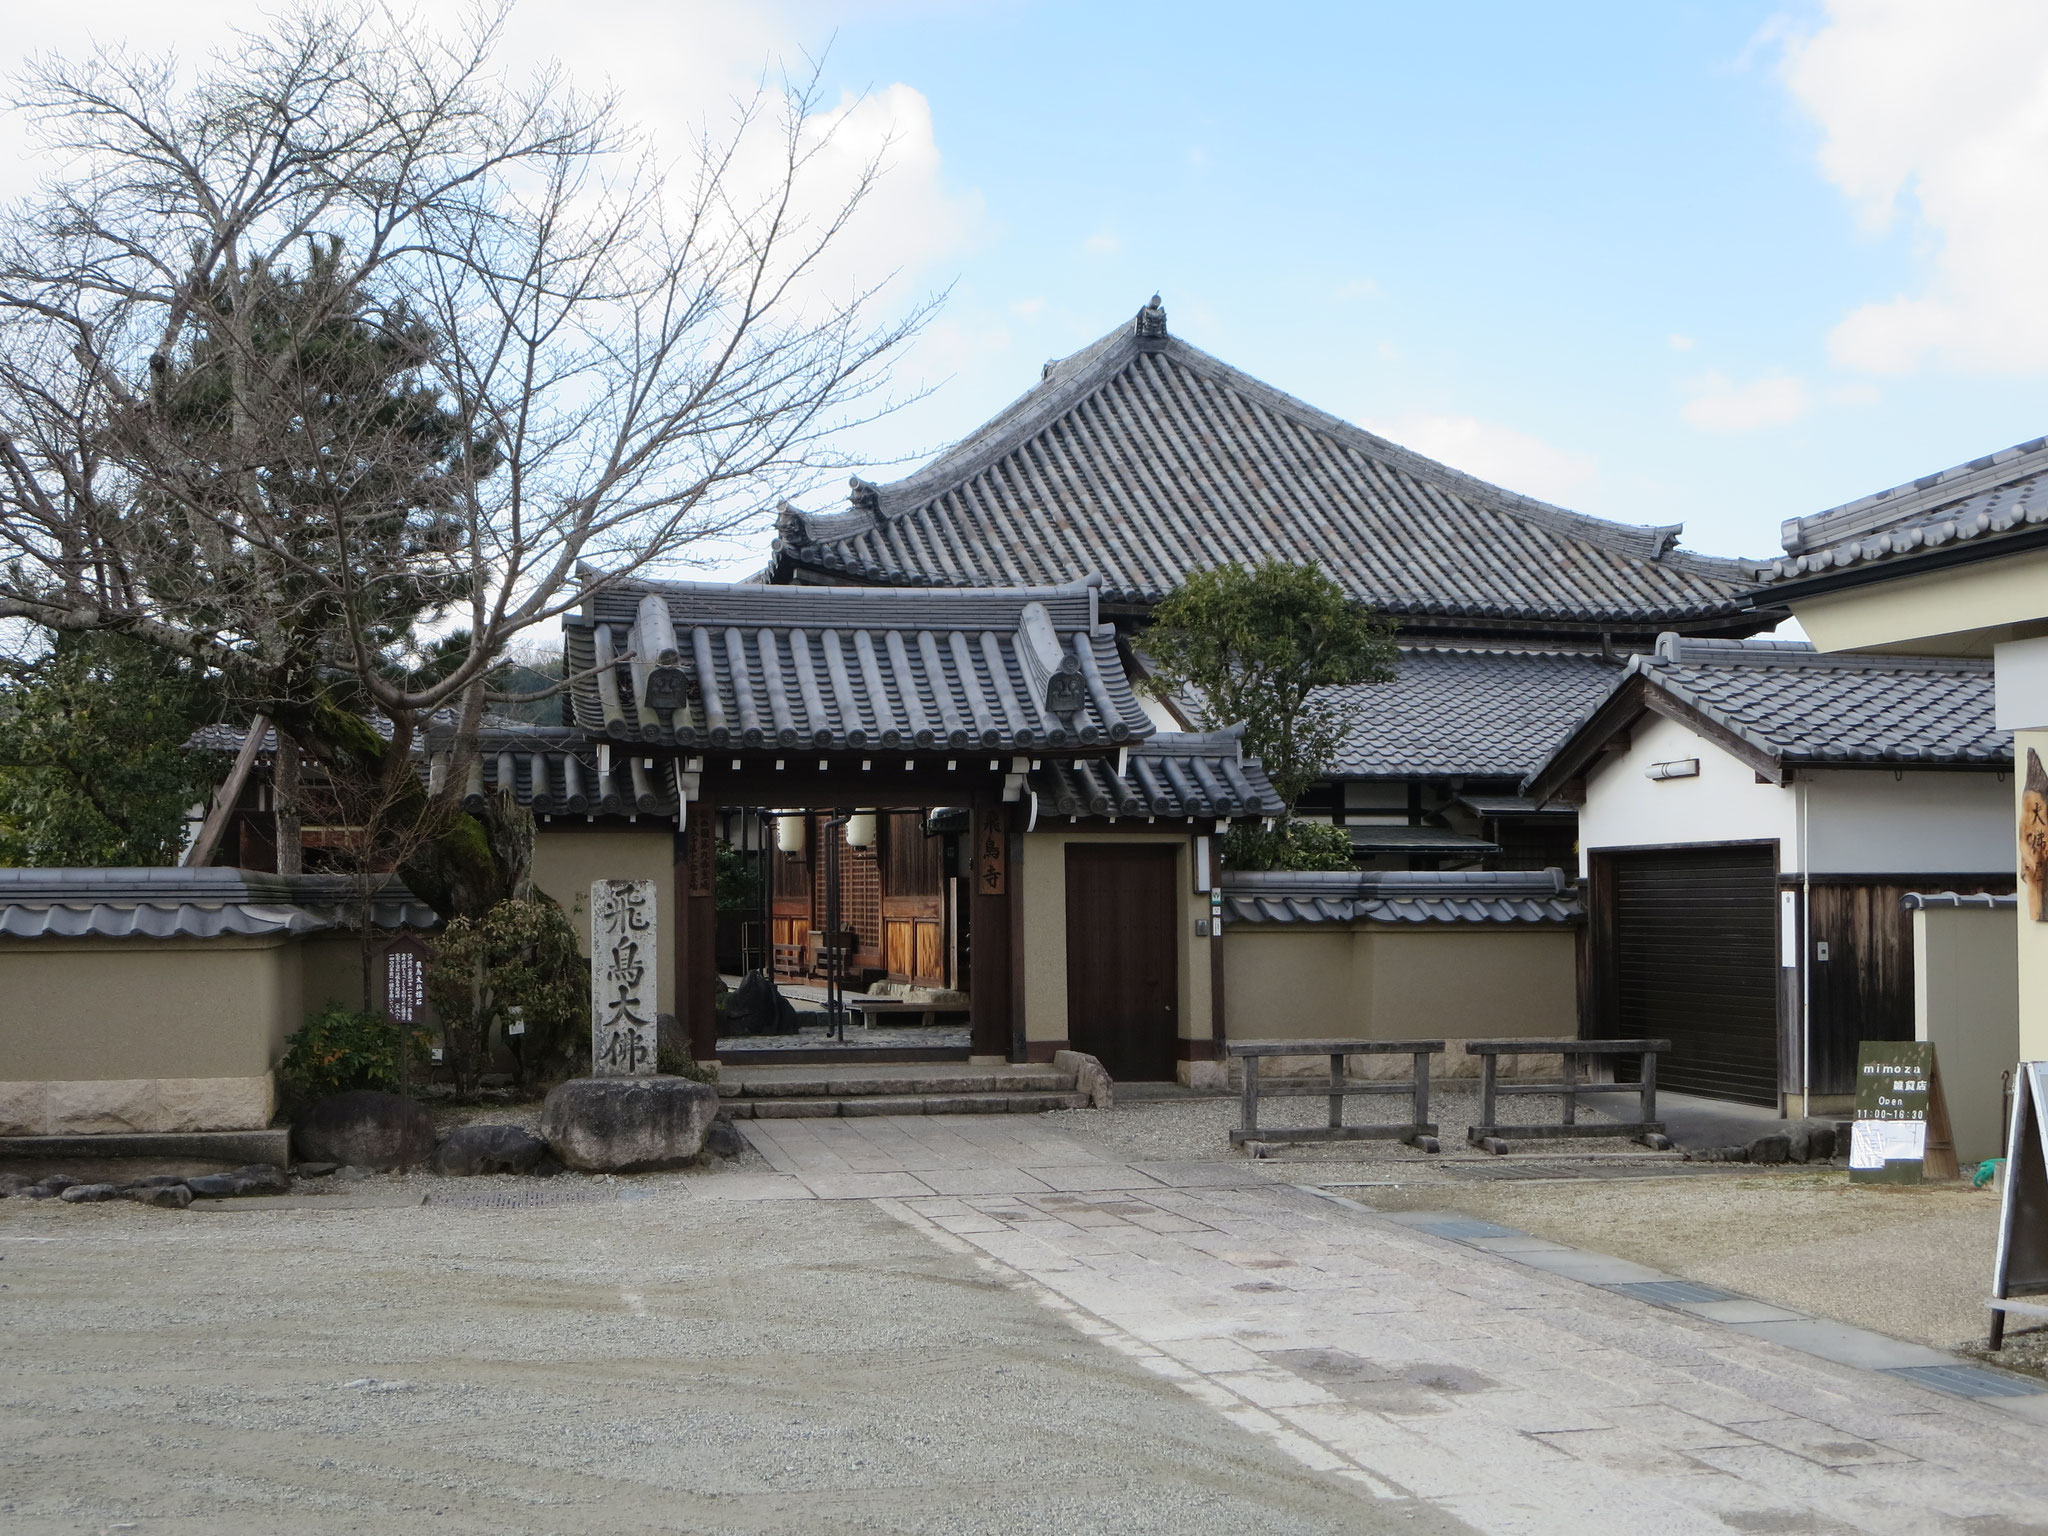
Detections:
[845, 811, 878, 849]
[775, 812, 806, 855]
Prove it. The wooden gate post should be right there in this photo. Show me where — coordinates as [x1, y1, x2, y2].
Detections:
[969, 796, 1013, 1061]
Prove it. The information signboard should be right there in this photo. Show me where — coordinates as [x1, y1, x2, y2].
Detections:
[1851, 1041, 1934, 1184]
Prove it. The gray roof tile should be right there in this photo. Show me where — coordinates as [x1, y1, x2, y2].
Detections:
[775, 303, 1761, 625]
[569, 576, 1153, 752]
[0, 868, 437, 939]
[1221, 869, 1580, 926]
[1323, 646, 1622, 779]
[1766, 435, 2048, 584]
[1028, 727, 1285, 821]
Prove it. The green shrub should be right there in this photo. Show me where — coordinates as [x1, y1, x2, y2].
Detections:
[280, 1004, 432, 1103]
[1220, 818, 1355, 872]
[426, 895, 587, 1092]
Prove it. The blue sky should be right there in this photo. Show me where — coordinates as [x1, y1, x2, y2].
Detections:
[13, 1, 2048, 576]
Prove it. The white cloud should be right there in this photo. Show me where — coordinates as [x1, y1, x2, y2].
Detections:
[1667, 333, 1695, 352]
[1083, 231, 1121, 256]
[1680, 372, 1811, 432]
[1363, 412, 1599, 506]
[1780, 1, 2048, 373]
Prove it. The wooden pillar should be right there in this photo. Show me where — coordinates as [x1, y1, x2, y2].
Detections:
[969, 796, 1013, 1061]
[680, 797, 720, 1063]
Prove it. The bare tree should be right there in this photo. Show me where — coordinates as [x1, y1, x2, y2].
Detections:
[0, 3, 929, 911]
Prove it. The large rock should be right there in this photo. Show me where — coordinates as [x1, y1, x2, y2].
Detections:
[294, 1091, 437, 1171]
[540, 1076, 721, 1172]
[723, 970, 800, 1037]
[432, 1123, 549, 1177]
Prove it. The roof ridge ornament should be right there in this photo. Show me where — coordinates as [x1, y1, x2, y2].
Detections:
[847, 476, 881, 514]
[1134, 293, 1167, 341]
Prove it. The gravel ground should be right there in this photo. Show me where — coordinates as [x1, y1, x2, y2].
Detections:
[0, 1184, 1468, 1536]
[1352, 1171, 2004, 1355]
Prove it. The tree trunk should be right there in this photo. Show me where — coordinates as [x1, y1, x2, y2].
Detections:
[273, 729, 303, 875]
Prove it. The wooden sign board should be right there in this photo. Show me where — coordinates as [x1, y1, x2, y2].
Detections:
[381, 936, 430, 1024]
[1851, 1040, 1960, 1184]
[1990, 1061, 2048, 1348]
[976, 816, 1006, 896]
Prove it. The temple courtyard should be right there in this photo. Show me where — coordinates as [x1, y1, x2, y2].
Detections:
[2, 1107, 2044, 1536]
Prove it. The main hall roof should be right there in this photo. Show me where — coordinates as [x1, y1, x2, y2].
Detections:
[772, 300, 1763, 630]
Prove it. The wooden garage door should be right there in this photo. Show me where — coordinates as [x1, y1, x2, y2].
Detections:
[1065, 845, 1180, 1082]
[1606, 846, 1779, 1105]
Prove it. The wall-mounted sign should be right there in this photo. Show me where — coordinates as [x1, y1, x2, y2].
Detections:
[591, 878, 657, 1076]
[2022, 747, 2047, 922]
[977, 815, 1006, 896]
[382, 936, 429, 1023]
[1850, 1040, 1958, 1184]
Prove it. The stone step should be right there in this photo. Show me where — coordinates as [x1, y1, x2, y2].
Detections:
[724, 1090, 1089, 1119]
[717, 1071, 1075, 1100]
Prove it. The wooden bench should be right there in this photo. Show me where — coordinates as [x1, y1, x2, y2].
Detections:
[1226, 1039, 1444, 1150]
[1463, 1038, 1672, 1150]
[843, 997, 972, 1030]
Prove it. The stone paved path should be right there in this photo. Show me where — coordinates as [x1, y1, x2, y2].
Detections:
[728, 1114, 2048, 1536]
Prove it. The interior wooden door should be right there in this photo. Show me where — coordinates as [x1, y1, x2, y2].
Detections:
[1064, 844, 1179, 1081]
[770, 820, 813, 976]
[882, 812, 947, 985]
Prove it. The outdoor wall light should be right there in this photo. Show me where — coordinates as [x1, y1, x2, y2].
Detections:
[775, 812, 806, 854]
[1645, 758, 1700, 781]
[846, 811, 878, 848]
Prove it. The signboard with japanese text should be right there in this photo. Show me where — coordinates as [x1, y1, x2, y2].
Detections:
[381, 936, 429, 1024]
[1851, 1041, 1934, 1184]
[591, 879, 657, 1076]
[976, 815, 1006, 896]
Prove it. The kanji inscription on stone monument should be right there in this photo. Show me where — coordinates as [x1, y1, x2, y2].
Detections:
[591, 879, 657, 1076]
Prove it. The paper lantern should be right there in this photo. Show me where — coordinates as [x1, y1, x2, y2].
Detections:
[775, 813, 806, 855]
[845, 812, 877, 849]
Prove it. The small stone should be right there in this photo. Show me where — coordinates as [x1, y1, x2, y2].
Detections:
[1717, 1145, 1751, 1163]
[127, 1183, 194, 1209]
[337, 1165, 371, 1181]
[1640, 1133, 1673, 1152]
[35, 1174, 80, 1195]
[1807, 1125, 1837, 1162]
[1749, 1134, 1791, 1166]
[0, 1171, 35, 1198]
[539, 1076, 722, 1173]
[296, 1162, 339, 1178]
[293, 1090, 436, 1171]
[702, 1120, 746, 1160]
[1479, 1136, 1510, 1156]
[59, 1182, 120, 1203]
[430, 1124, 548, 1177]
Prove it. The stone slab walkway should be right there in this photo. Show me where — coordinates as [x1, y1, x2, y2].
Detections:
[726, 1114, 2048, 1536]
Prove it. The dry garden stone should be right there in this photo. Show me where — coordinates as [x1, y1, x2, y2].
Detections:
[0, 1171, 34, 1198]
[185, 1165, 291, 1199]
[58, 1183, 119, 1203]
[126, 1183, 195, 1209]
[540, 1075, 721, 1172]
[430, 1124, 548, 1177]
[294, 1090, 436, 1171]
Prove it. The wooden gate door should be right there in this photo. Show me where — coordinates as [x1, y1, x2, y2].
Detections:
[1600, 845, 1779, 1105]
[881, 813, 946, 985]
[1065, 844, 1179, 1081]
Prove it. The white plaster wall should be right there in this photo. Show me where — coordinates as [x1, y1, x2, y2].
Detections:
[1577, 713, 1796, 871]
[1803, 770, 2014, 874]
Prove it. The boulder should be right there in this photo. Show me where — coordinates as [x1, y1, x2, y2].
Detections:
[294, 1091, 437, 1171]
[1748, 1133, 1791, 1166]
[431, 1123, 549, 1177]
[59, 1182, 120, 1203]
[186, 1165, 292, 1199]
[1808, 1124, 1838, 1162]
[0, 1171, 34, 1198]
[540, 1076, 721, 1172]
[127, 1183, 195, 1209]
[723, 970, 801, 1037]
[702, 1119, 746, 1160]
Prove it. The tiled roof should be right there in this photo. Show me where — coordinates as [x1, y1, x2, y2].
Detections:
[1344, 825, 1499, 855]
[0, 869, 437, 939]
[1221, 869, 1579, 926]
[1322, 646, 1622, 779]
[1900, 891, 2016, 911]
[568, 576, 1153, 753]
[186, 713, 531, 755]
[1524, 634, 2008, 802]
[772, 301, 1762, 626]
[1028, 727, 1284, 821]
[428, 726, 687, 819]
[1764, 435, 2048, 586]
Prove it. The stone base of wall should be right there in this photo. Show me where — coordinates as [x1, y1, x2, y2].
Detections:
[0, 1074, 275, 1136]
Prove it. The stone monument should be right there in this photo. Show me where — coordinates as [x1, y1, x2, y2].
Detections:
[591, 878, 657, 1076]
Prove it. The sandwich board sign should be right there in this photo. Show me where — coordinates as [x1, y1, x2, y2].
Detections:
[1990, 1061, 2048, 1349]
[1850, 1041, 1957, 1184]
